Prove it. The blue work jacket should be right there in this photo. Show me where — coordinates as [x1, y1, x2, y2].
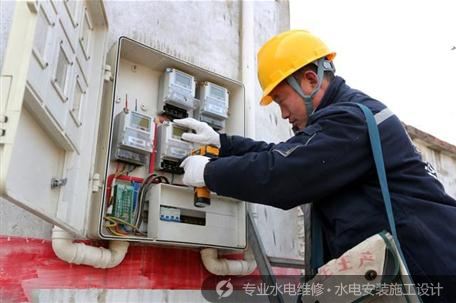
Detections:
[204, 76, 456, 297]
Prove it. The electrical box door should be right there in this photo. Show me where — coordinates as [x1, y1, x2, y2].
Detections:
[0, 0, 109, 235]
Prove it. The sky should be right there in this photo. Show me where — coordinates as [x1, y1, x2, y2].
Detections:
[290, 0, 456, 146]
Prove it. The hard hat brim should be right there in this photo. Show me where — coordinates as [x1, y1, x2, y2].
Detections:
[260, 95, 273, 106]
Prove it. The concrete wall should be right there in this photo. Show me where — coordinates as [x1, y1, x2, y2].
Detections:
[413, 140, 456, 199]
[104, 1, 241, 81]
[249, 1, 301, 261]
[0, 0, 15, 73]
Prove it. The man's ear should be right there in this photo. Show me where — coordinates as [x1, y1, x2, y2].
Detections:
[301, 70, 319, 89]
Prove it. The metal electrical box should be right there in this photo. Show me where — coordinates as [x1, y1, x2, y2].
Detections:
[0, 0, 246, 250]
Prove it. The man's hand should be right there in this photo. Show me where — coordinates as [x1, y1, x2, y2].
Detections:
[173, 118, 221, 148]
[180, 155, 210, 187]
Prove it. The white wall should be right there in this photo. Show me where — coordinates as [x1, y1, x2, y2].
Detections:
[249, 1, 301, 260]
[103, 1, 241, 81]
[0, 0, 15, 73]
[414, 141, 456, 199]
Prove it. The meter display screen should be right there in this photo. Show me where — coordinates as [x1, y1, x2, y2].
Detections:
[175, 72, 191, 88]
[172, 126, 186, 139]
[130, 113, 150, 130]
[210, 85, 225, 100]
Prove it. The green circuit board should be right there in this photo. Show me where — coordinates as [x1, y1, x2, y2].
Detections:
[113, 183, 135, 224]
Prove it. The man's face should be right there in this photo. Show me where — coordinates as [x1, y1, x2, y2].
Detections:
[271, 82, 309, 131]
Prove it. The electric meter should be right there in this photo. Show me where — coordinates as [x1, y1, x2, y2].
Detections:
[155, 121, 193, 173]
[196, 81, 229, 130]
[111, 110, 155, 166]
[158, 68, 196, 119]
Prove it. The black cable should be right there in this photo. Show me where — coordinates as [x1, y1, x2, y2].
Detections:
[134, 173, 158, 228]
[134, 174, 169, 229]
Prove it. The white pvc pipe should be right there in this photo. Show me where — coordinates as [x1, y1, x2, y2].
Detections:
[200, 245, 257, 276]
[241, 0, 256, 140]
[51, 226, 129, 269]
[241, 0, 260, 219]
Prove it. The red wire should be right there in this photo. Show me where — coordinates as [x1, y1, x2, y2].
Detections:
[149, 123, 158, 174]
[105, 174, 144, 206]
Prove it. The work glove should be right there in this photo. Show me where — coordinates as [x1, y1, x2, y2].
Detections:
[180, 155, 210, 187]
[173, 118, 221, 148]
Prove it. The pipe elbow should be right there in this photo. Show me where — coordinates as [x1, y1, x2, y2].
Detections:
[201, 248, 229, 275]
[106, 240, 130, 268]
[51, 227, 78, 262]
[200, 247, 256, 276]
[52, 226, 129, 269]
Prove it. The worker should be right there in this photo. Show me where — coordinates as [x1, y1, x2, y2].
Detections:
[175, 30, 456, 301]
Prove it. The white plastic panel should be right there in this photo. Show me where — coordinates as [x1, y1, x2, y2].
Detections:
[32, 2, 55, 65]
[147, 184, 246, 249]
[79, 8, 93, 60]
[6, 108, 64, 217]
[66, 63, 88, 151]
[27, 1, 56, 109]
[47, 25, 73, 129]
[63, 0, 80, 28]
[52, 0, 81, 53]
[89, 37, 246, 248]
[74, 24, 91, 85]
[0, 0, 108, 236]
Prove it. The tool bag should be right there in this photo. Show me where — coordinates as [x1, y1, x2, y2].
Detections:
[301, 104, 422, 303]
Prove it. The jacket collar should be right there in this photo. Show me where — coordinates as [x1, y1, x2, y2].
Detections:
[314, 76, 347, 112]
[294, 76, 350, 133]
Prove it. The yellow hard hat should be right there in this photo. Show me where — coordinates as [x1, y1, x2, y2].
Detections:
[257, 30, 336, 106]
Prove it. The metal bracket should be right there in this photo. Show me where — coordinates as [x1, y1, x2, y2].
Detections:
[91, 173, 101, 192]
[1, 115, 8, 137]
[247, 210, 285, 303]
[51, 177, 67, 189]
[104, 65, 113, 82]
